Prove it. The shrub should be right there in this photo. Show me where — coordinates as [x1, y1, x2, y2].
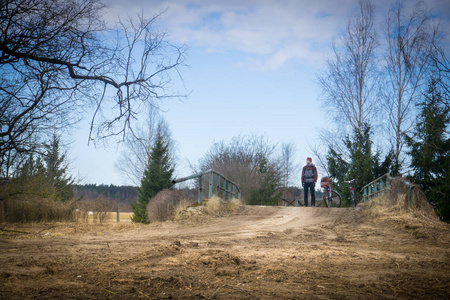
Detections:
[146, 189, 192, 222]
[2, 198, 77, 223]
[75, 196, 114, 223]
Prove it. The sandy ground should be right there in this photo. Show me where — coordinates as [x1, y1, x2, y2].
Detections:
[0, 205, 449, 299]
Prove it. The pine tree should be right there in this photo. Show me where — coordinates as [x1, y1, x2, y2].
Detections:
[248, 153, 282, 206]
[327, 124, 394, 206]
[405, 79, 450, 221]
[132, 128, 174, 223]
[13, 154, 52, 200]
[44, 135, 74, 201]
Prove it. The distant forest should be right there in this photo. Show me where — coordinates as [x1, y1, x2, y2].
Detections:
[73, 185, 199, 212]
[74, 185, 138, 211]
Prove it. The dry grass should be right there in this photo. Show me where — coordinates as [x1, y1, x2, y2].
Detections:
[360, 179, 449, 236]
[203, 195, 223, 215]
[173, 199, 195, 219]
[80, 212, 134, 223]
[0, 221, 146, 238]
[146, 189, 193, 222]
[203, 196, 242, 216]
[75, 197, 115, 224]
[174, 196, 243, 221]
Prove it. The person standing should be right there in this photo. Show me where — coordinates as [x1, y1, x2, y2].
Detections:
[301, 157, 318, 207]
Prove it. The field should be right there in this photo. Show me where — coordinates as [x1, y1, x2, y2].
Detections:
[87, 212, 134, 223]
[1, 202, 449, 299]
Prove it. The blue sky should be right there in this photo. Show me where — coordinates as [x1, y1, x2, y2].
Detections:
[71, 0, 450, 186]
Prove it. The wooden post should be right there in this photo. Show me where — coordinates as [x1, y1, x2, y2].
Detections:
[116, 201, 120, 223]
[0, 200, 5, 223]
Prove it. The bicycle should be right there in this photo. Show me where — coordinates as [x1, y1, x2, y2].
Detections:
[320, 174, 341, 207]
[344, 179, 357, 207]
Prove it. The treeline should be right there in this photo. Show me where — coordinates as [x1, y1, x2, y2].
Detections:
[74, 184, 139, 211]
[74, 184, 138, 203]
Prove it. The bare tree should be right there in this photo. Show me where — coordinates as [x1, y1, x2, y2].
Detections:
[115, 108, 175, 186]
[383, 0, 441, 173]
[281, 142, 298, 193]
[199, 134, 282, 202]
[318, 0, 379, 136]
[0, 0, 186, 175]
[431, 44, 450, 110]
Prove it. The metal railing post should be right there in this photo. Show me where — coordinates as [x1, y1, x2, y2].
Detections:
[361, 173, 395, 203]
[223, 179, 227, 199]
[172, 169, 241, 204]
[209, 171, 214, 198]
[198, 175, 203, 204]
[217, 174, 221, 196]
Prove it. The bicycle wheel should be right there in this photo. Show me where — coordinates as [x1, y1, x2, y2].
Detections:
[329, 190, 341, 208]
[321, 187, 330, 207]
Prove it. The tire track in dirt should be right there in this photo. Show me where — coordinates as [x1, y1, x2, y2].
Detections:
[1, 205, 449, 299]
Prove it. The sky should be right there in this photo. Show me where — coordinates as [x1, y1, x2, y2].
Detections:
[71, 0, 450, 186]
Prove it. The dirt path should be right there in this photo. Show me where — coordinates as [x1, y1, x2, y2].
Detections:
[1, 206, 449, 299]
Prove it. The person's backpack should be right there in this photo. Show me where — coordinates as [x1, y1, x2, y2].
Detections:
[320, 176, 331, 188]
[303, 165, 315, 176]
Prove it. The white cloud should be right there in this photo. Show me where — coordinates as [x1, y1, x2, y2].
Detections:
[105, 0, 450, 71]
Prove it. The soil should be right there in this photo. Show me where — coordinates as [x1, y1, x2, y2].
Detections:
[1, 205, 449, 299]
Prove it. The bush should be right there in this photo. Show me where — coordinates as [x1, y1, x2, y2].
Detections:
[0, 195, 116, 224]
[146, 189, 192, 222]
[2, 198, 77, 223]
[75, 196, 114, 224]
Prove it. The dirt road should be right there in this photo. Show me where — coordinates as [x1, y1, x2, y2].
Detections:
[1, 205, 449, 299]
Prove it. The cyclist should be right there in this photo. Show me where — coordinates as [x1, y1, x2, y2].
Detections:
[301, 157, 318, 207]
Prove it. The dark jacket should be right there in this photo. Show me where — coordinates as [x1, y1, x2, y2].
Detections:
[302, 164, 318, 183]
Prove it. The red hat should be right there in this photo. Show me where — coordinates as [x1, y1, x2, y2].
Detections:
[307, 157, 312, 162]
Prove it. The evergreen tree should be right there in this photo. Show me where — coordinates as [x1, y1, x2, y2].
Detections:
[372, 148, 394, 179]
[327, 124, 394, 206]
[132, 127, 174, 223]
[13, 154, 52, 200]
[405, 79, 450, 221]
[44, 135, 74, 201]
[248, 153, 281, 206]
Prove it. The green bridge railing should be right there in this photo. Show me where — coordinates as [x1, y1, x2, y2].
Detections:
[361, 173, 419, 207]
[361, 173, 392, 202]
[172, 169, 241, 204]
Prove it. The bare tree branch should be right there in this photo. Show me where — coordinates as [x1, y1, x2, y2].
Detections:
[318, 0, 379, 137]
[382, 0, 441, 172]
[0, 0, 187, 176]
